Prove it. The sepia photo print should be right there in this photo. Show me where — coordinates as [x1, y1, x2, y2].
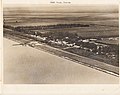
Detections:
[3, 3, 119, 84]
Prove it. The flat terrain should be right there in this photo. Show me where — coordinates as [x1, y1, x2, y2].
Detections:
[4, 7, 119, 38]
[4, 38, 119, 84]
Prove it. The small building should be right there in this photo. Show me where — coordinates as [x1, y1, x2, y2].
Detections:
[82, 39, 89, 42]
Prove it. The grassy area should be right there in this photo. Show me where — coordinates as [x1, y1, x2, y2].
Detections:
[65, 48, 119, 67]
[45, 26, 118, 38]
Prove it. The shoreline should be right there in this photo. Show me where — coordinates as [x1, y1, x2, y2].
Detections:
[4, 33, 119, 77]
[4, 37, 119, 84]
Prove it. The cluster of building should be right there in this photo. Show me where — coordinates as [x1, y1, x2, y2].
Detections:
[30, 33, 118, 60]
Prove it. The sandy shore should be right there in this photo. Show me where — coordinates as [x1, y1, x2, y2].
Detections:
[4, 38, 119, 84]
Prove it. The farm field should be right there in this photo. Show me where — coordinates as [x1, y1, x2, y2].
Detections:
[4, 12, 118, 26]
[45, 26, 118, 38]
[4, 12, 118, 38]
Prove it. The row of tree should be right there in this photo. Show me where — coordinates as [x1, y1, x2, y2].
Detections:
[15, 23, 90, 30]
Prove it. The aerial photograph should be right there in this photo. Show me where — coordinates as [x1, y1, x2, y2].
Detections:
[3, 3, 119, 84]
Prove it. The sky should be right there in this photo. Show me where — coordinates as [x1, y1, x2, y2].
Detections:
[3, 0, 119, 5]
